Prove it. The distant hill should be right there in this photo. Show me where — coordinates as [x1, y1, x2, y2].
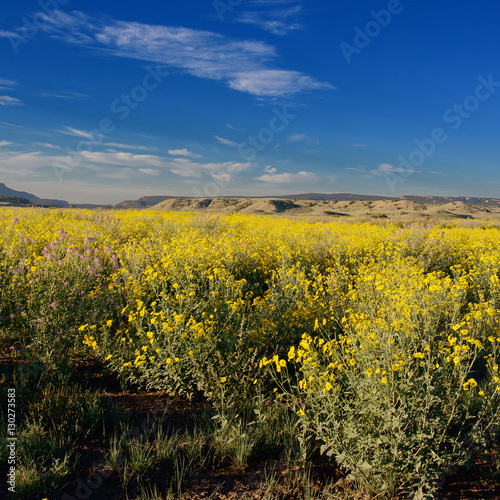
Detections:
[114, 192, 500, 209]
[114, 196, 173, 209]
[0, 195, 33, 206]
[0, 183, 69, 207]
[0, 183, 38, 201]
[145, 195, 500, 221]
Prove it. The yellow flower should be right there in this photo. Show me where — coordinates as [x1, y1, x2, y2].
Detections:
[297, 409, 305, 416]
[220, 376, 227, 383]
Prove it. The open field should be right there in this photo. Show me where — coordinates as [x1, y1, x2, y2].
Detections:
[1, 207, 499, 499]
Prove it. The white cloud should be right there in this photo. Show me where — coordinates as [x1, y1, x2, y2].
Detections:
[103, 142, 153, 151]
[370, 163, 420, 176]
[288, 133, 318, 144]
[0, 121, 27, 129]
[346, 166, 367, 173]
[0, 96, 22, 106]
[138, 168, 161, 175]
[34, 143, 61, 149]
[80, 151, 169, 168]
[229, 70, 334, 97]
[0, 78, 18, 88]
[0, 146, 252, 184]
[57, 126, 97, 140]
[74, 150, 251, 180]
[0, 31, 20, 39]
[214, 135, 239, 147]
[28, 10, 332, 98]
[225, 122, 245, 132]
[168, 148, 202, 158]
[167, 158, 251, 178]
[0, 150, 65, 177]
[0, 141, 13, 147]
[39, 91, 88, 99]
[255, 166, 318, 183]
[237, 5, 303, 36]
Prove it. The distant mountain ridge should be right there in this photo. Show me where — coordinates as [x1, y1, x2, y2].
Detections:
[0, 183, 70, 207]
[1, 182, 500, 211]
[113, 193, 500, 209]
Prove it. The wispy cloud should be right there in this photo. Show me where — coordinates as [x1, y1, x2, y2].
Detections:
[0, 147, 251, 183]
[27, 10, 332, 98]
[237, 5, 303, 36]
[288, 133, 318, 144]
[39, 91, 88, 99]
[33, 143, 61, 150]
[346, 166, 367, 173]
[0, 121, 27, 129]
[346, 164, 419, 177]
[104, 142, 153, 151]
[370, 163, 419, 176]
[56, 126, 97, 140]
[75, 150, 251, 180]
[168, 148, 202, 158]
[138, 168, 161, 176]
[0, 150, 64, 177]
[229, 70, 333, 96]
[0, 78, 18, 89]
[80, 151, 169, 168]
[0, 96, 22, 106]
[214, 135, 239, 147]
[0, 79, 21, 106]
[226, 122, 245, 132]
[255, 165, 318, 183]
[0, 141, 13, 147]
[0, 31, 20, 39]
[167, 158, 251, 178]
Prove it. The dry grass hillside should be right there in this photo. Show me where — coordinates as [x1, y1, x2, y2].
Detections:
[150, 196, 500, 223]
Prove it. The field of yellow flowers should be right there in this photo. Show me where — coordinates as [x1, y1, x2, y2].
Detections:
[1, 207, 499, 499]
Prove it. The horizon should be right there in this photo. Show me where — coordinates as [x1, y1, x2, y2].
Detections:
[1, 1, 500, 204]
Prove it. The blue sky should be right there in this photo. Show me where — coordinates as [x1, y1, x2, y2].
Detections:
[1, 0, 500, 204]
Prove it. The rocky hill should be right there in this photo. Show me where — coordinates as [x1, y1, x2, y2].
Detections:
[146, 196, 500, 221]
